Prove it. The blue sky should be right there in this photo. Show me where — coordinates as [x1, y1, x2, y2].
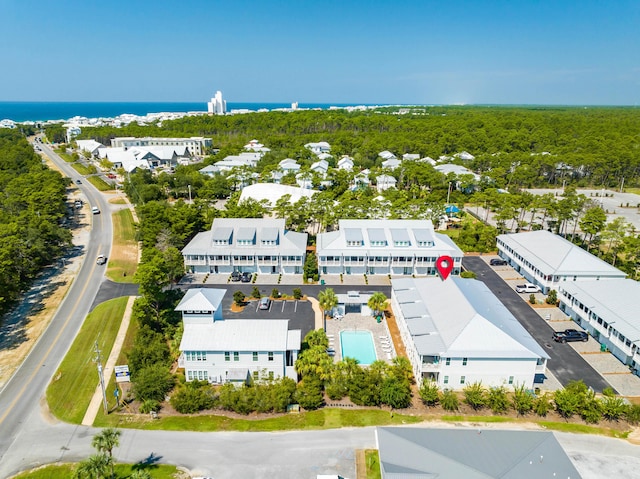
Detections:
[1, 0, 638, 105]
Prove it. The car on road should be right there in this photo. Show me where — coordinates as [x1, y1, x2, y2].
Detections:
[553, 329, 589, 343]
[489, 258, 507, 266]
[230, 271, 241, 282]
[91, 206, 100, 214]
[259, 297, 271, 310]
[96, 255, 107, 265]
[76, 179, 82, 184]
[515, 283, 541, 293]
[241, 272, 253, 282]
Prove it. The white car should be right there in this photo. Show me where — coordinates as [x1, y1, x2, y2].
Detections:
[96, 255, 107, 265]
[515, 283, 541, 293]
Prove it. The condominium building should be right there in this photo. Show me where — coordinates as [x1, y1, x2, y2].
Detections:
[316, 219, 463, 276]
[182, 218, 308, 275]
[110, 136, 212, 156]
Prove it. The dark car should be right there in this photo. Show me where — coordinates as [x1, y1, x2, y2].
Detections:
[553, 329, 589, 343]
[76, 179, 82, 184]
[489, 258, 507, 266]
[241, 272, 253, 282]
[230, 271, 241, 282]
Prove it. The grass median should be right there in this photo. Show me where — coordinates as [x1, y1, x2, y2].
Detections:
[46, 297, 129, 424]
[13, 463, 181, 479]
[107, 208, 138, 282]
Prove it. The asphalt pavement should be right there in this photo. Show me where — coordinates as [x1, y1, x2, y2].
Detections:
[462, 256, 613, 393]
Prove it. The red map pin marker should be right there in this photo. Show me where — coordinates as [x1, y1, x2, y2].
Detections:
[436, 255, 454, 280]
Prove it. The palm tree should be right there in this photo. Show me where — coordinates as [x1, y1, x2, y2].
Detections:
[130, 470, 153, 479]
[91, 428, 121, 478]
[73, 453, 111, 479]
[318, 288, 338, 330]
[367, 291, 388, 319]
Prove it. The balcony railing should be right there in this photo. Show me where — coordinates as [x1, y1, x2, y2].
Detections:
[185, 259, 207, 265]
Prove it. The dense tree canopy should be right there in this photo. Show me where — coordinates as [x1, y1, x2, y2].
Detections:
[0, 130, 72, 314]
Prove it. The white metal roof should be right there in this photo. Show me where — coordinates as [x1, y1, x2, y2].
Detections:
[238, 183, 317, 206]
[498, 230, 626, 277]
[392, 277, 548, 359]
[180, 319, 298, 351]
[559, 279, 640, 341]
[175, 288, 226, 312]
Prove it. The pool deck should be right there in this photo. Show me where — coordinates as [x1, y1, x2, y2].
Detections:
[326, 313, 396, 364]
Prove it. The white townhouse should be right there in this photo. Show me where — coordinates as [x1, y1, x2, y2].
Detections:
[391, 277, 549, 389]
[337, 156, 354, 171]
[558, 279, 640, 376]
[497, 230, 626, 293]
[75, 139, 105, 157]
[378, 150, 397, 160]
[278, 158, 301, 174]
[316, 219, 463, 276]
[402, 153, 420, 161]
[111, 136, 212, 156]
[382, 157, 402, 170]
[182, 218, 308, 275]
[177, 288, 301, 384]
[214, 152, 262, 171]
[434, 163, 480, 182]
[238, 183, 317, 208]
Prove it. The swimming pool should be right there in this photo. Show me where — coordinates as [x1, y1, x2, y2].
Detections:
[340, 330, 377, 365]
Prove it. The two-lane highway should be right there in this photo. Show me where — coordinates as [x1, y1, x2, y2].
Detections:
[0, 141, 115, 464]
[463, 256, 612, 392]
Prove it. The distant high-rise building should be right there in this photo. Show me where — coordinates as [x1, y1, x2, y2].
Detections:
[207, 91, 227, 115]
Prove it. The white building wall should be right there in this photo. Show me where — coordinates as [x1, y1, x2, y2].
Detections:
[184, 350, 286, 384]
[436, 357, 538, 391]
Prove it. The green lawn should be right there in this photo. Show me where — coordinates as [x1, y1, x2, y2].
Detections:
[94, 406, 421, 431]
[88, 175, 114, 191]
[71, 163, 95, 176]
[13, 463, 181, 479]
[365, 450, 382, 479]
[46, 297, 129, 423]
[107, 208, 139, 282]
[56, 149, 75, 162]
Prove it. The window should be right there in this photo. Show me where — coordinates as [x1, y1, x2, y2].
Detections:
[445, 358, 451, 366]
[233, 352, 239, 362]
[224, 352, 230, 362]
[460, 376, 466, 385]
[462, 357, 468, 366]
[443, 376, 449, 384]
[268, 352, 274, 361]
[253, 352, 258, 362]
[268, 371, 274, 380]
[508, 376, 514, 385]
[253, 371, 259, 380]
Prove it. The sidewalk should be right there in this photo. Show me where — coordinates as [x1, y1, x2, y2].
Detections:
[82, 295, 136, 426]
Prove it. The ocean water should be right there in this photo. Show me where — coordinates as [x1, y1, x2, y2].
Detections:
[0, 101, 368, 123]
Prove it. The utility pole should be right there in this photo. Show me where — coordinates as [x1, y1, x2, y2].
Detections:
[94, 341, 109, 414]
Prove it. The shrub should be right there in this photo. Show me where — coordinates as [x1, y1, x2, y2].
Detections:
[292, 288, 303, 300]
[233, 290, 246, 305]
[625, 404, 640, 425]
[460, 270, 477, 279]
[132, 365, 175, 402]
[533, 393, 552, 417]
[463, 382, 487, 410]
[581, 397, 603, 424]
[271, 288, 280, 299]
[545, 289, 558, 305]
[529, 294, 536, 304]
[380, 377, 412, 409]
[139, 399, 160, 413]
[600, 395, 626, 421]
[487, 386, 509, 414]
[440, 389, 459, 411]
[419, 381, 440, 407]
[170, 381, 215, 414]
[295, 377, 325, 410]
[251, 286, 260, 299]
[512, 384, 534, 416]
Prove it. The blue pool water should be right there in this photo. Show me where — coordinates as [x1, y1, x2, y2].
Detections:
[340, 330, 377, 365]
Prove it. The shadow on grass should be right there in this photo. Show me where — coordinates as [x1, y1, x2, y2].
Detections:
[132, 451, 163, 471]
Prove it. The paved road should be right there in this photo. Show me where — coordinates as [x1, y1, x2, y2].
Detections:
[0, 141, 117, 468]
[462, 257, 613, 393]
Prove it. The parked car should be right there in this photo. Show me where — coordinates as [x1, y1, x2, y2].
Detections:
[230, 271, 241, 282]
[489, 258, 507, 266]
[259, 297, 271, 310]
[96, 255, 107, 265]
[241, 272, 253, 282]
[515, 283, 541, 293]
[553, 329, 589, 343]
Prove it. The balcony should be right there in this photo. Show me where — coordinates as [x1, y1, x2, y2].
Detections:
[421, 355, 440, 372]
[367, 258, 390, 266]
[391, 258, 414, 266]
[209, 258, 231, 265]
[258, 258, 280, 266]
[185, 259, 207, 266]
[319, 259, 342, 266]
[343, 258, 366, 266]
[233, 258, 255, 266]
[281, 258, 303, 265]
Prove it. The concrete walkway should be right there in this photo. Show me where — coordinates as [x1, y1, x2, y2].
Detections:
[82, 295, 136, 426]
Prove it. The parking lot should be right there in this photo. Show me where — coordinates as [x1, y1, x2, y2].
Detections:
[466, 255, 640, 397]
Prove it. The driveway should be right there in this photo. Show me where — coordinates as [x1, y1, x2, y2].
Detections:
[462, 256, 613, 393]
